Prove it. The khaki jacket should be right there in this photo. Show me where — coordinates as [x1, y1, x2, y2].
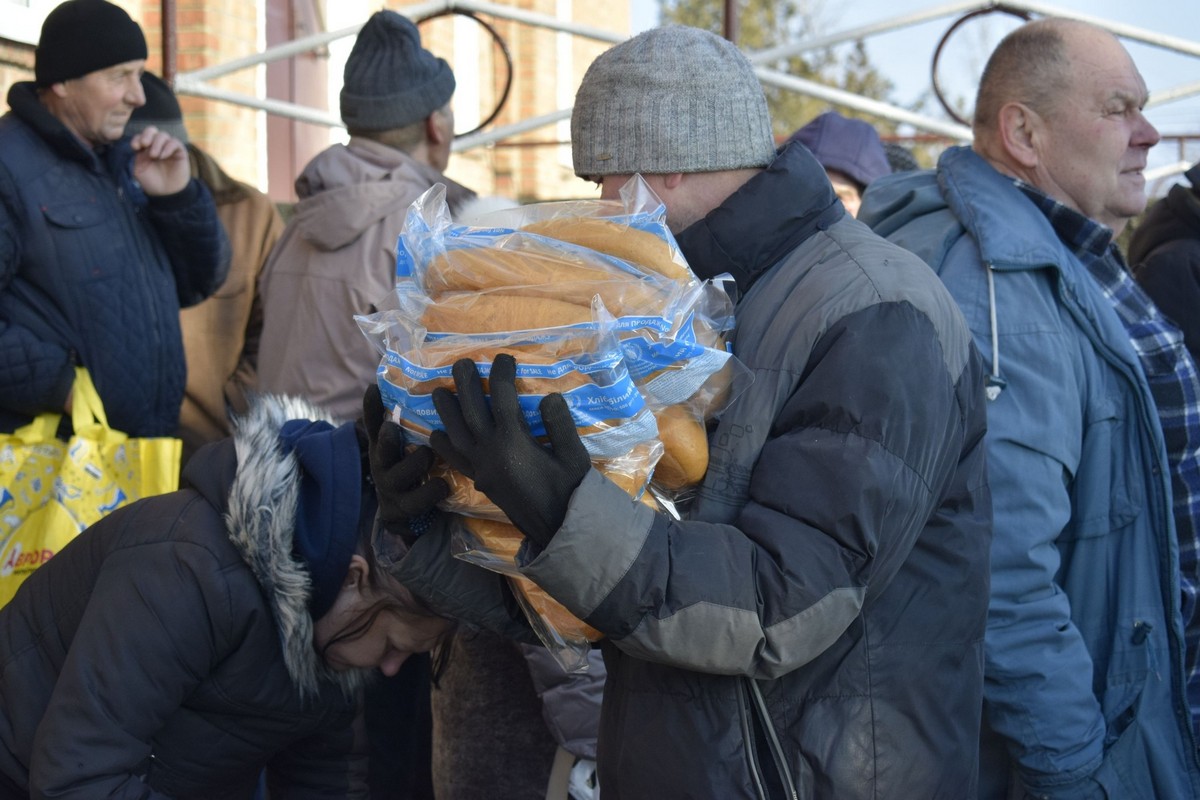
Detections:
[177, 144, 285, 464]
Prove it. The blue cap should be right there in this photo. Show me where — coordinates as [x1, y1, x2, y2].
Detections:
[787, 111, 892, 189]
[278, 419, 364, 620]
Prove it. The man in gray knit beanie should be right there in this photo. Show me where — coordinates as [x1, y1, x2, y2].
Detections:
[258, 8, 474, 422]
[385, 22, 992, 799]
[572, 25, 776, 231]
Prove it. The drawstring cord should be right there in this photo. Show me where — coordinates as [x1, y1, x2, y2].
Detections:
[985, 264, 1007, 401]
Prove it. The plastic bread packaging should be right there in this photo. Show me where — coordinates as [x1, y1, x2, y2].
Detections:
[359, 300, 660, 518]
[391, 183, 752, 493]
[358, 303, 663, 669]
[359, 181, 753, 666]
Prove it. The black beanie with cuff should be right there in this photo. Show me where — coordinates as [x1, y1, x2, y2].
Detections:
[35, 0, 148, 87]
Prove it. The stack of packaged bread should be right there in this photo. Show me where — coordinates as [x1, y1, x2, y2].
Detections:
[358, 177, 747, 670]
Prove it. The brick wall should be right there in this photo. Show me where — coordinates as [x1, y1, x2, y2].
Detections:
[141, 0, 265, 190]
[0, 38, 35, 101]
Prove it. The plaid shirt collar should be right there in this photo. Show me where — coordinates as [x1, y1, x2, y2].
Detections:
[1015, 180, 1116, 266]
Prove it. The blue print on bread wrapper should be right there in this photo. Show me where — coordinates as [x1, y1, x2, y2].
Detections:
[376, 351, 658, 460]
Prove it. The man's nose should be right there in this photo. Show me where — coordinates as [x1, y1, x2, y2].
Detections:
[1133, 110, 1160, 148]
[128, 78, 145, 108]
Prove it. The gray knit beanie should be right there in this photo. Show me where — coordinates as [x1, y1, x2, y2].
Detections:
[572, 25, 775, 177]
[340, 10, 455, 132]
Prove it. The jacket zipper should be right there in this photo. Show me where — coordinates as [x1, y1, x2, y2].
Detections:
[745, 676, 799, 799]
[738, 678, 770, 800]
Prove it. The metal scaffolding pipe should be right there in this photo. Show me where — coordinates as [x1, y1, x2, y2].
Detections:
[452, 108, 572, 151]
[161, 0, 177, 84]
[165, 0, 1193, 156]
[749, 0, 982, 64]
[173, 77, 344, 127]
[1149, 80, 1200, 108]
[756, 69, 974, 141]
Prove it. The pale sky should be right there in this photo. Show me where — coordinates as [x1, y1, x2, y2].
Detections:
[630, 0, 1199, 187]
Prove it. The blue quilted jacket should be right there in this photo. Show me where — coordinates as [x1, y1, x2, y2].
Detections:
[0, 82, 229, 437]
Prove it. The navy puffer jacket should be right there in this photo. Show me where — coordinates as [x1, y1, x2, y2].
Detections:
[0, 82, 229, 437]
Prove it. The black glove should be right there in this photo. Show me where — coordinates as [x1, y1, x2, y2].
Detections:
[362, 383, 450, 539]
[429, 353, 591, 549]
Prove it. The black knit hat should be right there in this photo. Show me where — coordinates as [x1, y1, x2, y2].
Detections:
[339, 10, 455, 132]
[127, 72, 189, 144]
[35, 0, 148, 87]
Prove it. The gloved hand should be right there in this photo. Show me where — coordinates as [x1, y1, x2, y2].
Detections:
[362, 382, 450, 539]
[430, 353, 591, 549]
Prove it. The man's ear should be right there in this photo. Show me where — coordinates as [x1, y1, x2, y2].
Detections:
[344, 553, 369, 589]
[426, 112, 449, 146]
[49, 82, 70, 99]
[662, 173, 685, 191]
[996, 102, 1040, 170]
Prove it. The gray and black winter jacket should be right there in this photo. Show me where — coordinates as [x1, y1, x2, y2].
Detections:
[396, 142, 993, 798]
[0, 397, 367, 799]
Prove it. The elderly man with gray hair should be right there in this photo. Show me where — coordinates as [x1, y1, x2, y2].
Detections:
[861, 17, 1200, 798]
[380, 23, 992, 799]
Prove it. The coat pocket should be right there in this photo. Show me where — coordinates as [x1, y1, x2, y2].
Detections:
[1060, 395, 1141, 540]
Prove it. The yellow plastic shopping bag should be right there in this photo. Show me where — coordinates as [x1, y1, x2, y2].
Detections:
[0, 368, 181, 606]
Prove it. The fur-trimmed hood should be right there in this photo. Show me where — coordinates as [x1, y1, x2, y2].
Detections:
[184, 395, 368, 701]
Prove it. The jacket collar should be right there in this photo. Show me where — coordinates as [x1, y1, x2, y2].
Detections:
[6, 81, 110, 171]
[935, 146, 1080, 274]
[188, 142, 248, 206]
[675, 140, 843, 297]
[185, 396, 368, 701]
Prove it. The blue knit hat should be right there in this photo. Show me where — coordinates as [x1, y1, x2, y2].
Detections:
[278, 419, 365, 619]
[787, 111, 892, 189]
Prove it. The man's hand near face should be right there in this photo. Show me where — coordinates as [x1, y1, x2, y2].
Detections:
[130, 125, 189, 196]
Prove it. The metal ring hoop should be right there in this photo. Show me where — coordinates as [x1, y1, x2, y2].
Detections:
[931, 4, 1032, 126]
[415, 9, 515, 139]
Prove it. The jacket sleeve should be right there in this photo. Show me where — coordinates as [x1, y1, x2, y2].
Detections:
[229, 198, 285, 414]
[519, 643, 604, 760]
[382, 516, 542, 647]
[27, 533, 234, 798]
[523, 301, 973, 679]
[146, 178, 231, 308]
[0, 161, 75, 419]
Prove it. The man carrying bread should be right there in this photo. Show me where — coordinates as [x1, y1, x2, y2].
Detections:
[369, 24, 993, 799]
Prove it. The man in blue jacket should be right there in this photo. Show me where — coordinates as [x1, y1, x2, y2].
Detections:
[0, 0, 229, 438]
[860, 17, 1200, 798]
[379, 24, 992, 799]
